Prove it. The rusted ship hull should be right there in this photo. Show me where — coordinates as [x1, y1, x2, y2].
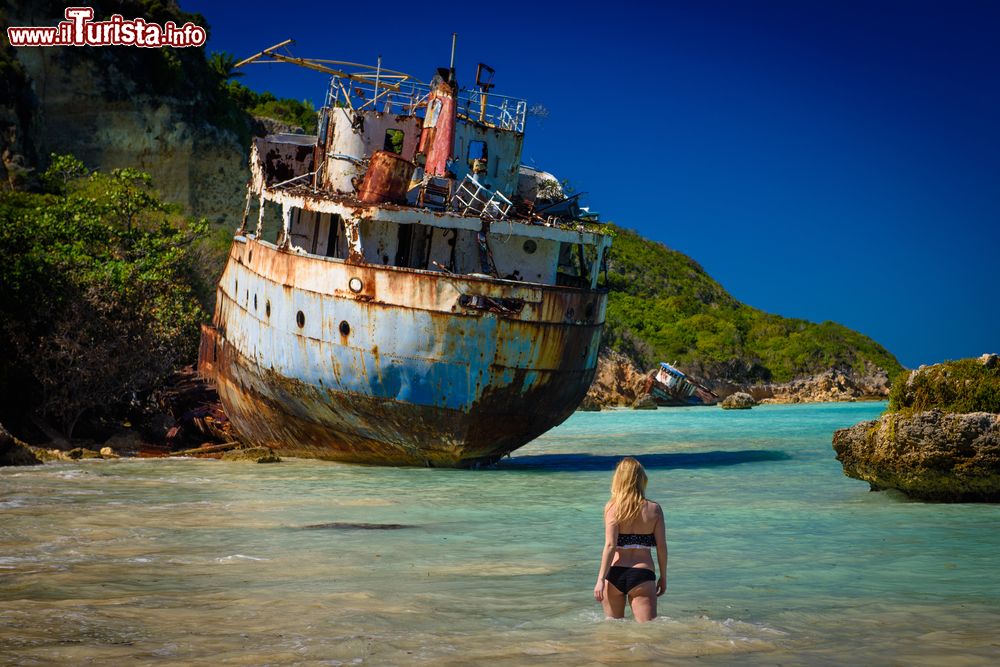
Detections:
[198, 238, 606, 466]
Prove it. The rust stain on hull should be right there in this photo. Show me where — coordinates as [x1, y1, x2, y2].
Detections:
[201, 234, 606, 467]
[200, 322, 596, 467]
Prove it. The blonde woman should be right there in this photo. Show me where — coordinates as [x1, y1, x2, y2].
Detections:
[593, 457, 668, 622]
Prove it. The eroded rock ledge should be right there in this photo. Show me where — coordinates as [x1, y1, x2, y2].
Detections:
[832, 354, 1000, 502]
[833, 410, 1000, 502]
[581, 351, 891, 410]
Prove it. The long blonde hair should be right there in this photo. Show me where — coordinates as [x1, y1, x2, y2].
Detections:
[606, 457, 648, 525]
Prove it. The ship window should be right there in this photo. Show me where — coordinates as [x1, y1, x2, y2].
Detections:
[467, 141, 487, 167]
[253, 294, 257, 310]
[384, 129, 405, 154]
[523, 240, 537, 255]
[339, 321, 350, 336]
[296, 311, 305, 328]
[265, 300, 271, 318]
[326, 213, 345, 259]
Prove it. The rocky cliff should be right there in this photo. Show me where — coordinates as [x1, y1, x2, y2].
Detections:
[581, 352, 890, 409]
[1, 1, 248, 224]
[745, 365, 891, 404]
[580, 349, 651, 410]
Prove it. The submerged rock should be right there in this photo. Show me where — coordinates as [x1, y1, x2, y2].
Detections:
[68, 447, 102, 460]
[833, 410, 1000, 502]
[0, 423, 42, 466]
[632, 394, 658, 410]
[302, 522, 410, 530]
[720, 392, 756, 410]
[101, 430, 145, 455]
[221, 446, 281, 464]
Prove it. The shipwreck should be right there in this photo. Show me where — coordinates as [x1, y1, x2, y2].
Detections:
[647, 362, 719, 407]
[198, 40, 613, 466]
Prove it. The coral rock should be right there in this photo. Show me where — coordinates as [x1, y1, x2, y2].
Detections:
[221, 446, 281, 464]
[632, 395, 658, 410]
[833, 410, 1000, 502]
[0, 422, 42, 466]
[720, 392, 756, 410]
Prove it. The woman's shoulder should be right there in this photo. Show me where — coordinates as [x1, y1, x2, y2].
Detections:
[644, 499, 663, 515]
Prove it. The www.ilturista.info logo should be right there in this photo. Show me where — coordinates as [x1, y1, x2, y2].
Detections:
[6, 7, 207, 48]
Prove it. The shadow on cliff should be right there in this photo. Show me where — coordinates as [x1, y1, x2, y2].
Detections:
[500, 450, 791, 471]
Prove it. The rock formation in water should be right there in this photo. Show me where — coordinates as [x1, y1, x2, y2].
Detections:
[720, 392, 756, 410]
[221, 446, 281, 463]
[832, 354, 1000, 502]
[0, 422, 42, 466]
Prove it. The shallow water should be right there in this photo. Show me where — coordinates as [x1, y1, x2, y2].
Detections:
[2, 403, 1000, 665]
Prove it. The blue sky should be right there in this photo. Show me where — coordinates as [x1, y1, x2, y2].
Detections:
[186, 0, 998, 369]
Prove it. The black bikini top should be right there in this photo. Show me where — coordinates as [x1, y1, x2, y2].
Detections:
[617, 533, 656, 548]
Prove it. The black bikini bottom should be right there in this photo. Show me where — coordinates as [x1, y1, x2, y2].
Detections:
[605, 566, 656, 594]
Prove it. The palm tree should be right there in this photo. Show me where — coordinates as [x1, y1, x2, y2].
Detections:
[208, 51, 243, 81]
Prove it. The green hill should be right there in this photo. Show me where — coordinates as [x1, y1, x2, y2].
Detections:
[603, 226, 903, 383]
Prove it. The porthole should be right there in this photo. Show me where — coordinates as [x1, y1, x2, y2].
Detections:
[523, 239, 537, 254]
[349, 277, 363, 293]
[265, 301, 271, 318]
[339, 321, 351, 336]
[235, 279, 238, 294]
[296, 311, 305, 328]
[566, 307, 575, 320]
[248, 249, 253, 264]
[585, 302, 595, 319]
[254, 294, 257, 310]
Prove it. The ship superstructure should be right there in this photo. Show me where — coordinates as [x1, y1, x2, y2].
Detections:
[199, 41, 612, 466]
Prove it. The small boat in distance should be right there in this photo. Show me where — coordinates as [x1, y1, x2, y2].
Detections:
[647, 362, 719, 406]
[198, 40, 613, 466]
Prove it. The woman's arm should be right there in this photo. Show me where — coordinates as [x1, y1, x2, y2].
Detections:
[593, 505, 618, 602]
[654, 503, 668, 596]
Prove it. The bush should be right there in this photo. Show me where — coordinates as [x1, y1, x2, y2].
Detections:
[0, 156, 208, 437]
[887, 357, 1000, 414]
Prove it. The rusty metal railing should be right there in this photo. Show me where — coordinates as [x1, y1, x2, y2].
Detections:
[328, 76, 527, 133]
[452, 175, 513, 221]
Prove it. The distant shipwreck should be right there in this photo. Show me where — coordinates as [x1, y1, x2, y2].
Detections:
[198, 39, 612, 466]
[647, 363, 719, 406]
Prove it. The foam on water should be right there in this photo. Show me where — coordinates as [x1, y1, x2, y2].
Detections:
[2, 403, 1000, 665]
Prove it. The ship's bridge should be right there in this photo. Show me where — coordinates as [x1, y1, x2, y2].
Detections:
[235, 49, 609, 291]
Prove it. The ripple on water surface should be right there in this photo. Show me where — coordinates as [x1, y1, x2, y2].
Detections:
[2, 404, 1000, 665]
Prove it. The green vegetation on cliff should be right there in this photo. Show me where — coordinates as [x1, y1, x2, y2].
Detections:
[604, 226, 903, 383]
[224, 81, 319, 134]
[0, 156, 208, 437]
[887, 357, 1000, 414]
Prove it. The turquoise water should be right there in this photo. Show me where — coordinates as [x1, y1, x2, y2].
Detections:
[3, 403, 1000, 665]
